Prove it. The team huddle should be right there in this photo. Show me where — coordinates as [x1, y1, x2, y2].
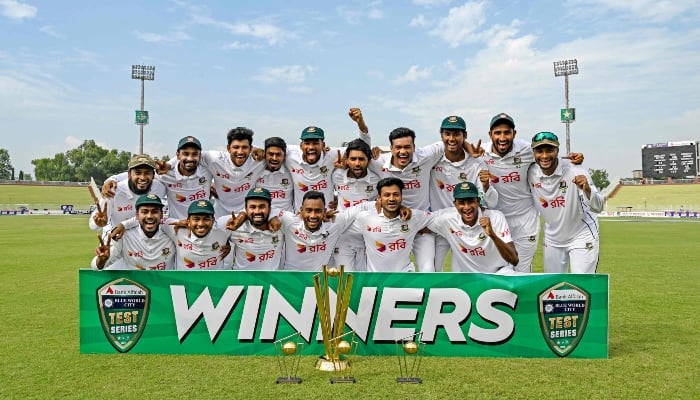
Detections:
[89, 108, 603, 274]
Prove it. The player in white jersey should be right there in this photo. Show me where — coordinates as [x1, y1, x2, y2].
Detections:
[430, 115, 498, 271]
[286, 108, 371, 211]
[480, 113, 584, 272]
[527, 132, 603, 274]
[92, 194, 175, 271]
[254, 137, 294, 212]
[371, 127, 444, 272]
[89, 154, 166, 236]
[277, 191, 376, 271]
[354, 177, 434, 272]
[225, 188, 283, 270]
[331, 138, 380, 271]
[428, 182, 518, 273]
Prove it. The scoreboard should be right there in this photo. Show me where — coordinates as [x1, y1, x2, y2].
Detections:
[641, 141, 699, 178]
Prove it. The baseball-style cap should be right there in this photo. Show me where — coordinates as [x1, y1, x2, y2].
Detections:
[531, 132, 560, 149]
[300, 126, 325, 140]
[245, 187, 272, 202]
[441, 115, 467, 131]
[135, 193, 164, 208]
[177, 136, 202, 151]
[490, 113, 515, 130]
[453, 182, 480, 199]
[128, 154, 156, 170]
[188, 199, 215, 216]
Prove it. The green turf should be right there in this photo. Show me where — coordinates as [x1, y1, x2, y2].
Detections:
[606, 184, 700, 212]
[1, 215, 698, 399]
[0, 184, 93, 210]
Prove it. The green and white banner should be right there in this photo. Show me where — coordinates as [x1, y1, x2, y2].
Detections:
[79, 270, 608, 358]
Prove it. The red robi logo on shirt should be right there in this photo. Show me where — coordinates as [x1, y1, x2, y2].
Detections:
[375, 241, 386, 252]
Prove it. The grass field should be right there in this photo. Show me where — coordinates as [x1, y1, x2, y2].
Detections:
[0, 184, 93, 210]
[1, 214, 698, 399]
[606, 184, 700, 212]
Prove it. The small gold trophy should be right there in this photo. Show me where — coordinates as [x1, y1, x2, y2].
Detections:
[274, 332, 304, 384]
[313, 265, 356, 383]
[395, 332, 425, 384]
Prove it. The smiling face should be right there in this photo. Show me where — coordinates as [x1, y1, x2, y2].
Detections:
[454, 197, 480, 226]
[378, 184, 402, 218]
[534, 145, 559, 175]
[441, 129, 465, 157]
[300, 197, 325, 232]
[489, 123, 517, 157]
[128, 166, 155, 195]
[177, 145, 201, 176]
[245, 198, 270, 229]
[264, 146, 285, 172]
[187, 214, 215, 238]
[390, 137, 415, 169]
[227, 139, 252, 167]
[346, 149, 369, 179]
[137, 205, 163, 237]
[300, 139, 324, 165]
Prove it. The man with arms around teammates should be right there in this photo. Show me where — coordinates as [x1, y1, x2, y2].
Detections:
[528, 132, 603, 273]
[430, 115, 498, 271]
[285, 108, 370, 211]
[480, 113, 583, 272]
[254, 137, 294, 212]
[92, 194, 175, 271]
[428, 182, 518, 273]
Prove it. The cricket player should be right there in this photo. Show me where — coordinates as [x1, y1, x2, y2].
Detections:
[430, 115, 498, 271]
[527, 132, 603, 273]
[92, 194, 175, 271]
[253, 137, 294, 212]
[89, 154, 166, 236]
[285, 108, 371, 211]
[225, 187, 283, 270]
[353, 177, 434, 272]
[428, 182, 518, 273]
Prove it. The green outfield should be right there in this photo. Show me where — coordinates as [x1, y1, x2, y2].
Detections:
[1, 214, 698, 399]
[0, 184, 93, 210]
[606, 184, 700, 212]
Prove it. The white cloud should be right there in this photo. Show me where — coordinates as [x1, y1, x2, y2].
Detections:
[39, 25, 57, 37]
[0, 0, 36, 20]
[192, 15, 294, 46]
[392, 65, 432, 85]
[133, 30, 191, 43]
[368, 8, 384, 19]
[414, 0, 453, 6]
[337, 4, 385, 24]
[430, 1, 487, 47]
[409, 14, 429, 27]
[253, 65, 316, 84]
[569, 0, 700, 22]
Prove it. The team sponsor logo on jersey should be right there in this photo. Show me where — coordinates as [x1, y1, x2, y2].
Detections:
[96, 278, 150, 353]
[436, 178, 445, 189]
[216, 171, 230, 179]
[375, 241, 386, 252]
[221, 184, 232, 193]
[184, 257, 195, 268]
[538, 282, 591, 357]
[245, 252, 256, 262]
[175, 194, 187, 203]
[539, 197, 548, 208]
[296, 244, 307, 253]
[297, 182, 309, 192]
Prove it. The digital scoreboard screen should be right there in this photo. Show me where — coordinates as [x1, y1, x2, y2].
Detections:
[641, 142, 698, 178]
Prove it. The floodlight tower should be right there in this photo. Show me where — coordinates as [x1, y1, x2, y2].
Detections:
[131, 65, 155, 155]
[553, 59, 578, 154]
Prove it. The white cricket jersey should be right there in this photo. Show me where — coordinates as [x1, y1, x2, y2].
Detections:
[428, 208, 513, 273]
[372, 142, 443, 211]
[353, 209, 434, 272]
[528, 161, 604, 247]
[225, 217, 284, 270]
[278, 202, 371, 271]
[160, 219, 232, 270]
[200, 151, 266, 217]
[331, 168, 380, 251]
[429, 151, 498, 210]
[254, 167, 294, 212]
[91, 227, 175, 271]
[479, 138, 534, 218]
[89, 179, 167, 232]
[159, 162, 213, 220]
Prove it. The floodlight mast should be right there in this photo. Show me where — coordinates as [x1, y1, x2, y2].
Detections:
[131, 65, 155, 155]
[553, 59, 578, 154]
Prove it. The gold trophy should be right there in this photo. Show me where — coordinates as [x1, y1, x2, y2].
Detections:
[274, 331, 304, 384]
[395, 332, 425, 384]
[313, 265, 356, 382]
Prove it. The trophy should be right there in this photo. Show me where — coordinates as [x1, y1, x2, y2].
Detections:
[328, 330, 358, 383]
[395, 332, 425, 384]
[313, 265, 356, 382]
[273, 331, 304, 384]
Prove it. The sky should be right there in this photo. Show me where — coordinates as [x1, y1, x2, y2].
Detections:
[1, 0, 699, 181]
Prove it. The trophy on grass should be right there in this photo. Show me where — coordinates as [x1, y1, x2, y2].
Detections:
[313, 265, 357, 383]
[274, 331, 304, 384]
[395, 332, 425, 384]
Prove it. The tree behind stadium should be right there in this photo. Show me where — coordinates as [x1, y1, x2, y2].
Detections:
[31, 140, 131, 183]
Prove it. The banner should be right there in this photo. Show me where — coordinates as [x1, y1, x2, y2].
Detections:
[79, 270, 608, 358]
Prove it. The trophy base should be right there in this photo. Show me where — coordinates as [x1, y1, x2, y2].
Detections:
[330, 376, 356, 384]
[315, 356, 348, 372]
[396, 377, 422, 384]
[276, 377, 302, 384]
